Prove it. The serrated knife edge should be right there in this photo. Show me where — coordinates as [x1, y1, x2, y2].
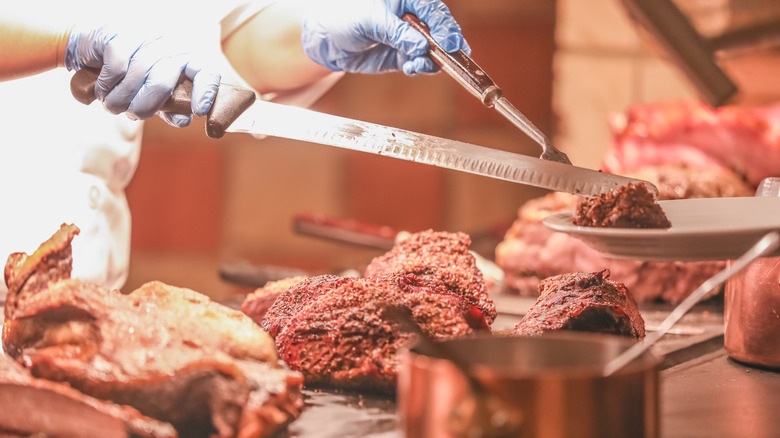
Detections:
[227, 99, 656, 197]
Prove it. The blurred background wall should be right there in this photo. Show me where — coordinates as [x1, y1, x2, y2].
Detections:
[123, 0, 780, 301]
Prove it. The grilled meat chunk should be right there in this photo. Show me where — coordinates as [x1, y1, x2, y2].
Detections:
[241, 276, 308, 327]
[364, 230, 497, 324]
[242, 230, 496, 393]
[3, 224, 304, 438]
[511, 270, 645, 339]
[573, 182, 671, 229]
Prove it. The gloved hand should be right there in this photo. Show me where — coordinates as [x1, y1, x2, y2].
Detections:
[302, 0, 470, 76]
[64, 25, 220, 127]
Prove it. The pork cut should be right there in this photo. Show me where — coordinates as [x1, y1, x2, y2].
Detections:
[247, 230, 496, 393]
[511, 270, 645, 339]
[573, 182, 671, 229]
[240, 276, 308, 327]
[3, 224, 304, 438]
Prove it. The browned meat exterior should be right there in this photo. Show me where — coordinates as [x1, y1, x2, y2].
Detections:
[0, 354, 176, 438]
[364, 230, 497, 325]
[264, 273, 490, 393]
[241, 276, 308, 327]
[3, 224, 304, 438]
[495, 164, 752, 302]
[573, 182, 671, 228]
[259, 275, 353, 338]
[511, 270, 645, 339]
[3, 223, 79, 320]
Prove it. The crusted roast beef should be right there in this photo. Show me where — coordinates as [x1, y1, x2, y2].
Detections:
[364, 229, 497, 325]
[240, 276, 308, 327]
[511, 270, 645, 339]
[246, 230, 495, 393]
[573, 182, 671, 229]
[495, 164, 753, 302]
[0, 354, 176, 438]
[2, 224, 304, 438]
[269, 274, 490, 393]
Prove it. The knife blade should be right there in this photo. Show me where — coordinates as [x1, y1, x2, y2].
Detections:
[225, 98, 654, 197]
[70, 68, 657, 197]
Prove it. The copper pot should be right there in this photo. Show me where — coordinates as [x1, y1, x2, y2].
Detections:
[398, 333, 660, 438]
[725, 255, 780, 368]
[724, 177, 780, 369]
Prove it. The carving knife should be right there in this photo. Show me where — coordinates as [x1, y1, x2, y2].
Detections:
[71, 69, 657, 197]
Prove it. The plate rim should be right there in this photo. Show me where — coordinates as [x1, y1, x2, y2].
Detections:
[541, 197, 780, 261]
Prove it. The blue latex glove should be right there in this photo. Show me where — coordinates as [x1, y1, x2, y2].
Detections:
[64, 25, 220, 127]
[302, 0, 470, 76]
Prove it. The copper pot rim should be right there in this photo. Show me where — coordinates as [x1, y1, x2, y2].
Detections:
[404, 331, 662, 379]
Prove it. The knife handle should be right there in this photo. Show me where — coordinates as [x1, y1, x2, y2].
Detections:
[70, 67, 256, 139]
[402, 13, 502, 107]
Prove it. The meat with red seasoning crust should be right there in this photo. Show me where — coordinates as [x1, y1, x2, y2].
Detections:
[511, 270, 645, 340]
[573, 182, 671, 229]
[364, 229, 497, 325]
[261, 272, 491, 394]
[3, 224, 304, 438]
[241, 276, 308, 327]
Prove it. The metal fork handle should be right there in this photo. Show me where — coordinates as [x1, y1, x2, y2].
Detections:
[402, 14, 571, 165]
[402, 13, 502, 107]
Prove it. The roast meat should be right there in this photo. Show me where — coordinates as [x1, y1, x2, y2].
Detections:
[267, 274, 490, 393]
[245, 230, 495, 393]
[573, 182, 671, 229]
[511, 270, 645, 340]
[3, 224, 304, 438]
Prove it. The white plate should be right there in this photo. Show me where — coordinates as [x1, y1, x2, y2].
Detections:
[543, 197, 780, 261]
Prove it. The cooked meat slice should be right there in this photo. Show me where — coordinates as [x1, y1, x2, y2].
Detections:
[364, 230, 497, 325]
[573, 182, 671, 229]
[3, 224, 304, 438]
[4, 223, 78, 320]
[511, 270, 645, 339]
[272, 275, 489, 393]
[241, 277, 308, 326]
[0, 354, 176, 438]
